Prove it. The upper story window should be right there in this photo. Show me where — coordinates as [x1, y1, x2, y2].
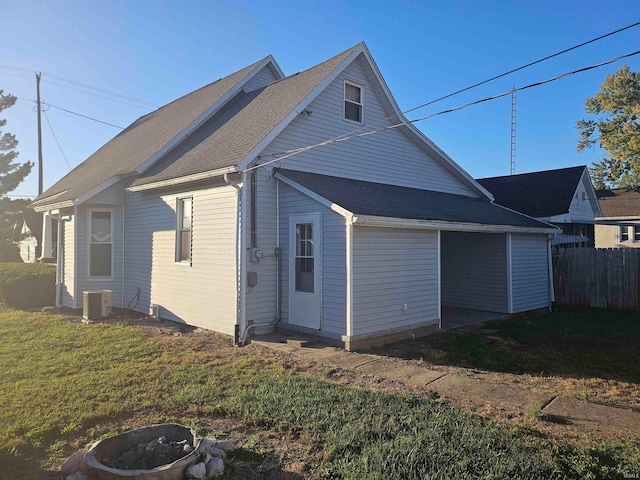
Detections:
[89, 210, 113, 277]
[176, 197, 192, 263]
[344, 80, 363, 124]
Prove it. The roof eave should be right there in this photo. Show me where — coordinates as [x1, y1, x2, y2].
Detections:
[127, 166, 237, 192]
[351, 214, 559, 234]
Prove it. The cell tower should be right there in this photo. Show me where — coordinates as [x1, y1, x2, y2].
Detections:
[510, 85, 517, 175]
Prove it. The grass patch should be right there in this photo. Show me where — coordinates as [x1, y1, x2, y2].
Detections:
[1, 308, 639, 478]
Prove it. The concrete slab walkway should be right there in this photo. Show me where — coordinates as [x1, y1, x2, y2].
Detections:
[251, 333, 640, 438]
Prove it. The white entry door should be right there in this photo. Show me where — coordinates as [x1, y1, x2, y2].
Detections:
[289, 213, 321, 329]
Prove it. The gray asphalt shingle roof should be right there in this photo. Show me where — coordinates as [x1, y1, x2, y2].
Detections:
[277, 169, 553, 230]
[476, 166, 586, 218]
[130, 44, 359, 187]
[34, 57, 269, 206]
[597, 188, 640, 217]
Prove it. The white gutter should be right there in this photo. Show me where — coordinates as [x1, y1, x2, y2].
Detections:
[352, 215, 559, 234]
[34, 199, 74, 213]
[127, 167, 237, 192]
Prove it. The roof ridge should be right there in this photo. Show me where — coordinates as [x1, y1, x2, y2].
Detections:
[477, 165, 586, 181]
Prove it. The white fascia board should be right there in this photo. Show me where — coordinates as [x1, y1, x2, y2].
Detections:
[33, 199, 74, 213]
[358, 44, 493, 202]
[137, 57, 282, 176]
[31, 190, 69, 209]
[127, 166, 237, 192]
[352, 215, 559, 234]
[236, 46, 365, 172]
[581, 169, 603, 217]
[595, 218, 640, 225]
[274, 173, 354, 220]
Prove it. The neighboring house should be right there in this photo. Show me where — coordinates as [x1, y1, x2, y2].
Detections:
[595, 188, 640, 248]
[477, 166, 602, 247]
[32, 43, 557, 350]
[13, 210, 44, 263]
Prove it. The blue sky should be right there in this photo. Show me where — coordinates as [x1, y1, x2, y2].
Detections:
[2, 0, 639, 198]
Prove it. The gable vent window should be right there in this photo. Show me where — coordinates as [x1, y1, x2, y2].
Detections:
[176, 197, 192, 263]
[344, 81, 363, 124]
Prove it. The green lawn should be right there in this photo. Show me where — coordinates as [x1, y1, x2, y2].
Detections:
[378, 309, 640, 383]
[1, 308, 639, 479]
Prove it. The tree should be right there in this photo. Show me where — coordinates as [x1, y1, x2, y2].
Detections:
[577, 65, 640, 188]
[0, 91, 34, 261]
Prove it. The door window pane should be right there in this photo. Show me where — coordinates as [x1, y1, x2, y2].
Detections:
[295, 223, 314, 293]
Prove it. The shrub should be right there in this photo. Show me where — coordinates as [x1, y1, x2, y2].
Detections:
[0, 263, 56, 310]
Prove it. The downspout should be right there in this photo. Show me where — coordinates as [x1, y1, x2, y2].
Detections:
[121, 203, 125, 309]
[55, 212, 63, 308]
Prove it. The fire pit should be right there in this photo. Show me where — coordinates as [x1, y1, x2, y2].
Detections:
[84, 424, 201, 480]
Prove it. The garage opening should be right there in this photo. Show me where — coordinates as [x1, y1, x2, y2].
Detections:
[440, 231, 509, 328]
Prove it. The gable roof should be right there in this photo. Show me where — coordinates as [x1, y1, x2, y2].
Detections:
[35, 42, 492, 207]
[33, 56, 279, 210]
[277, 169, 556, 232]
[596, 188, 640, 218]
[129, 44, 361, 189]
[476, 166, 587, 218]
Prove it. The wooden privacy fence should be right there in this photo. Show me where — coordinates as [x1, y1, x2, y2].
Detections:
[554, 248, 640, 311]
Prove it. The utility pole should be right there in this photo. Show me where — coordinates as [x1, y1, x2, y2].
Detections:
[35, 72, 43, 196]
[509, 85, 517, 176]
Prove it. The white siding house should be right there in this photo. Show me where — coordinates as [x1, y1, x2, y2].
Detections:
[32, 43, 557, 350]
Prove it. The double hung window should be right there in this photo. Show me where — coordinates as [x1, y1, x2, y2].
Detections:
[89, 210, 112, 277]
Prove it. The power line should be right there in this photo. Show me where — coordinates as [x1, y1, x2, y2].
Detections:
[43, 102, 125, 129]
[291, 20, 640, 156]
[0, 65, 158, 108]
[0, 71, 33, 80]
[43, 109, 73, 170]
[248, 49, 640, 172]
[42, 79, 154, 110]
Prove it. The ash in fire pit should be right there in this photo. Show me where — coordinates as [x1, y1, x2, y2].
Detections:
[106, 435, 193, 470]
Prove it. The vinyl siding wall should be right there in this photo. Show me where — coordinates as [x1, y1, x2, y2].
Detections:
[259, 55, 476, 196]
[123, 183, 238, 335]
[61, 214, 75, 308]
[569, 174, 599, 223]
[243, 65, 279, 92]
[441, 232, 509, 312]
[352, 227, 439, 337]
[511, 234, 551, 312]
[278, 182, 347, 335]
[244, 170, 279, 326]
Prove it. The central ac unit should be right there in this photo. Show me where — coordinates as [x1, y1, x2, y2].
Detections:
[83, 290, 113, 320]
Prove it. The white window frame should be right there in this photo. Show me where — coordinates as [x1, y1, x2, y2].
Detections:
[86, 208, 114, 280]
[175, 196, 193, 265]
[343, 80, 364, 124]
[620, 225, 630, 242]
[634, 226, 640, 243]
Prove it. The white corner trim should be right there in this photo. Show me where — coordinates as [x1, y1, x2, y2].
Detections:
[345, 219, 354, 337]
[506, 233, 513, 314]
[127, 167, 237, 192]
[274, 173, 354, 219]
[137, 56, 283, 175]
[237, 46, 365, 172]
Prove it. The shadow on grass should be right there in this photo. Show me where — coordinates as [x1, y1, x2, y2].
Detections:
[370, 308, 640, 384]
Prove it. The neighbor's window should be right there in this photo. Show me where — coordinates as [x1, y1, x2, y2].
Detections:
[89, 211, 112, 277]
[620, 226, 630, 242]
[635, 226, 640, 242]
[176, 197, 192, 263]
[344, 81, 363, 123]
